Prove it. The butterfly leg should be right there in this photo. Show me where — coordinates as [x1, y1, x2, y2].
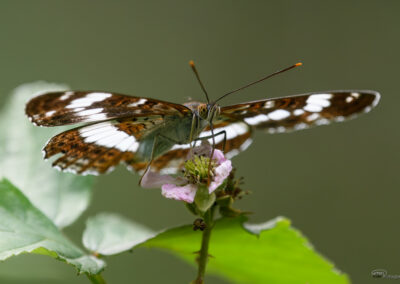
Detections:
[193, 130, 227, 153]
[188, 113, 200, 151]
[141, 133, 186, 178]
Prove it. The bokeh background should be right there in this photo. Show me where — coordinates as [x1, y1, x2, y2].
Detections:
[0, 1, 399, 283]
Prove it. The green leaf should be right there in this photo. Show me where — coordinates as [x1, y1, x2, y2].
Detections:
[0, 82, 94, 228]
[139, 216, 350, 284]
[0, 178, 105, 275]
[83, 213, 155, 256]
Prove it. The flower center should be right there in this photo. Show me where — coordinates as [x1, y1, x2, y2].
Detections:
[183, 155, 217, 184]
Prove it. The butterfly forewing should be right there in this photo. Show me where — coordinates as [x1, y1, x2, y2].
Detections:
[221, 90, 380, 133]
[26, 91, 191, 126]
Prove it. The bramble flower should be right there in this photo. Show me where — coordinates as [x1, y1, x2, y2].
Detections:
[140, 142, 232, 205]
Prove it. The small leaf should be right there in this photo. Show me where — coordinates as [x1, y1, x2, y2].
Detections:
[0, 82, 94, 228]
[139, 216, 350, 284]
[82, 213, 155, 256]
[0, 178, 105, 275]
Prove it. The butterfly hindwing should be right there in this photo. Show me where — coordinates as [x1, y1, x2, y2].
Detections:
[198, 120, 253, 159]
[26, 91, 191, 126]
[221, 90, 380, 133]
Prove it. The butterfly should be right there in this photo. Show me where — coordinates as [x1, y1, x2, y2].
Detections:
[25, 62, 380, 176]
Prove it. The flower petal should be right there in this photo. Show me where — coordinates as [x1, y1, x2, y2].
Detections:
[161, 183, 198, 203]
[212, 149, 227, 164]
[209, 159, 232, 193]
[140, 168, 185, 189]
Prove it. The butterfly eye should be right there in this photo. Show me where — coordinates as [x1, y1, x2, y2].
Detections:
[197, 104, 208, 119]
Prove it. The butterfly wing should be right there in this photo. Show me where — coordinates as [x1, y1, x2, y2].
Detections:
[220, 90, 380, 133]
[26, 91, 191, 126]
[42, 115, 170, 175]
[129, 120, 252, 174]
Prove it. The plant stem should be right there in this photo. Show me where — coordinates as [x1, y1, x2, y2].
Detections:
[87, 273, 107, 284]
[194, 206, 215, 284]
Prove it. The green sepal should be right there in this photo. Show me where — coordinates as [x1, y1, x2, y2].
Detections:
[185, 202, 199, 216]
[194, 184, 216, 213]
[217, 196, 247, 218]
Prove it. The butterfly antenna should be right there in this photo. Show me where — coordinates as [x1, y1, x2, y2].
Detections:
[189, 60, 210, 103]
[214, 62, 302, 103]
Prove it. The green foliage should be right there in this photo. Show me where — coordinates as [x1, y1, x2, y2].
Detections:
[0, 82, 94, 228]
[140, 216, 350, 284]
[82, 213, 155, 256]
[0, 179, 105, 275]
[0, 174, 350, 284]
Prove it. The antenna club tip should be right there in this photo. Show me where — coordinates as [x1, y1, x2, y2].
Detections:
[295, 62, 303, 67]
[189, 60, 195, 66]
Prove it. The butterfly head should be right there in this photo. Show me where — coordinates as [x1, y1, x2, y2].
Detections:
[198, 103, 220, 123]
[185, 101, 221, 123]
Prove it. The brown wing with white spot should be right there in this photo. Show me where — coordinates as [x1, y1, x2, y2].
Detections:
[43, 117, 165, 175]
[221, 90, 380, 133]
[26, 91, 191, 126]
[129, 120, 252, 174]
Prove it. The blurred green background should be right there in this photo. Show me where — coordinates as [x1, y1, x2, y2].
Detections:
[0, 1, 399, 283]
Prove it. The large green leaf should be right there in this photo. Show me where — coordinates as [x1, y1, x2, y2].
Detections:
[82, 213, 155, 256]
[139, 216, 350, 284]
[0, 82, 94, 228]
[0, 178, 105, 275]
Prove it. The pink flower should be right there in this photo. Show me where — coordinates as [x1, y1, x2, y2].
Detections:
[140, 143, 232, 203]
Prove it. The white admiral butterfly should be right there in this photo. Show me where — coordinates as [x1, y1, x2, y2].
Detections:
[25, 62, 380, 176]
